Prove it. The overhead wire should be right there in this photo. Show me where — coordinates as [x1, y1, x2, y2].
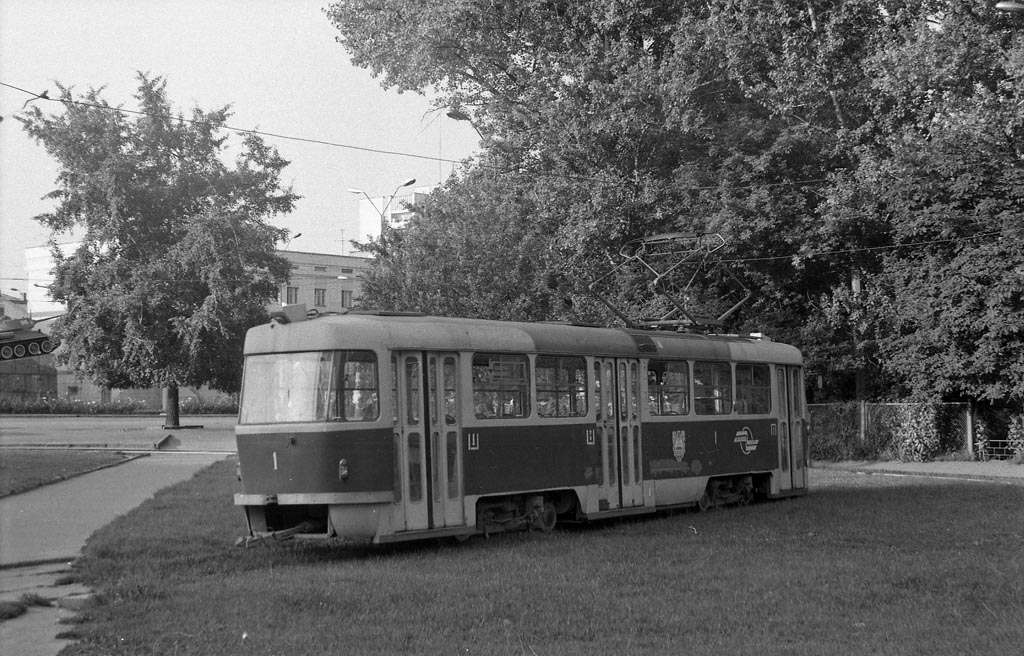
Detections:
[0, 79, 1016, 280]
[2, 79, 831, 189]
[1, 80, 459, 165]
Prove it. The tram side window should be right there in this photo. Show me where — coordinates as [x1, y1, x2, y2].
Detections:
[239, 350, 379, 424]
[648, 360, 690, 416]
[536, 356, 587, 418]
[735, 363, 771, 414]
[341, 352, 380, 421]
[472, 353, 530, 419]
[693, 361, 733, 415]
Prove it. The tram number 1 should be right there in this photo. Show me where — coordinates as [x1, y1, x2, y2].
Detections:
[467, 432, 480, 451]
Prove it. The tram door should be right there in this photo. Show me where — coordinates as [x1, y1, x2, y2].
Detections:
[394, 352, 465, 531]
[594, 358, 644, 510]
[777, 366, 807, 491]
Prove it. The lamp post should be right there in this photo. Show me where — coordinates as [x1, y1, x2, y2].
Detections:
[348, 178, 417, 238]
[996, 1, 1024, 12]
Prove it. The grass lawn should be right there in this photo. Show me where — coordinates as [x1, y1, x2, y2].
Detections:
[57, 463, 1023, 656]
[0, 449, 135, 497]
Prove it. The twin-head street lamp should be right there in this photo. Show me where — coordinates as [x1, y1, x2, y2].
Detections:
[347, 178, 417, 235]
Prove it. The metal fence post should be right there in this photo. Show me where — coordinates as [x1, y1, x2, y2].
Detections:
[859, 400, 867, 445]
[966, 401, 975, 460]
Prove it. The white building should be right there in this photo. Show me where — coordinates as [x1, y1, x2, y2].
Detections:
[277, 250, 369, 313]
[353, 185, 436, 247]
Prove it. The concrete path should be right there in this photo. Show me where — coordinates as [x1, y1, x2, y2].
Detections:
[0, 563, 91, 656]
[813, 458, 1024, 482]
[0, 452, 225, 567]
[0, 424, 231, 656]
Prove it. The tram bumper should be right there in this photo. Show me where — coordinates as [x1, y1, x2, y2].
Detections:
[235, 492, 393, 543]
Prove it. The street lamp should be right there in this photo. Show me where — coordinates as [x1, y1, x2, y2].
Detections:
[348, 178, 417, 236]
[996, 1, 1024, 12]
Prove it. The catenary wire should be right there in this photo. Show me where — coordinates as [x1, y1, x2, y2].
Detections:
[2, 80, 832, 189]
[0, 80, 1015, 281]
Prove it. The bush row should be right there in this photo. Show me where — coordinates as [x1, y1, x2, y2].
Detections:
[0, 396, 238, 415]
[810, 402, 1024, 463]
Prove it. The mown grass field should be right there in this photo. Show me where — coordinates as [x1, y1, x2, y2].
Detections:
[58, 462, 1023, 656]
[0, 449, 133, 497]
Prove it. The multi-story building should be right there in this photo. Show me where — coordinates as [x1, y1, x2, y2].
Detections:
[276, 250, 368, 314]
[353, 185, 435, 248]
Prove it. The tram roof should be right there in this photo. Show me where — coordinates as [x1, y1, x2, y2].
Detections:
[244, 312, 802, 364]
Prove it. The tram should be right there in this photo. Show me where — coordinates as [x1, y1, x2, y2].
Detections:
[234, 309, 808, 544]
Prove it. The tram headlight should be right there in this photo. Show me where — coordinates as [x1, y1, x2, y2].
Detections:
[338, 458, 349, 480]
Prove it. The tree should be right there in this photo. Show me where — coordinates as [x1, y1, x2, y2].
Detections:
[804, 3, 1024, 402]
[328, 0, 844, 333]
[18, 74, 297, 424]
[329, 1, 1024, 403]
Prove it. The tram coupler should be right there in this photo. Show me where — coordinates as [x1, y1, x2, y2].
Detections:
[235, 521, 322, 548]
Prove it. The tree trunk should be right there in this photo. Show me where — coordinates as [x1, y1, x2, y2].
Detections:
[164, 385, 181, 429]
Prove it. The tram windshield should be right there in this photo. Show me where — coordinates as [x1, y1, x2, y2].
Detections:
[239, 350, 379, 424]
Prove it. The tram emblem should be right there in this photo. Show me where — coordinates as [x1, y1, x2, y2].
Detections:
[734, 427, 759, 455]
[672, 430, 686, 462]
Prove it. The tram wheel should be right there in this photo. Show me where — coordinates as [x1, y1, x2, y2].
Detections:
[697, 490, 713, 513]
[538, 503, 557, 533]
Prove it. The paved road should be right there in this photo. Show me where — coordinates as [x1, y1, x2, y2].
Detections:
[0, 414, 237, 452]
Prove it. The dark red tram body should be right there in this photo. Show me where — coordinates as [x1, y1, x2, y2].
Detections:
[235, 312, 808, 543]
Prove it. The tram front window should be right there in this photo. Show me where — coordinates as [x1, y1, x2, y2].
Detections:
[240, 351, 379, 424]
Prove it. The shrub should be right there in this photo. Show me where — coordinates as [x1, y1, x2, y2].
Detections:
[810, 402, 968, 462]
[0, 397, 154, 415]
[892, 404, 943, 462]
[809, 402, 862, 460]
[179, 395, 238, 415]
[1009, 415, 1024, 465]
[0, 396, 237, 415]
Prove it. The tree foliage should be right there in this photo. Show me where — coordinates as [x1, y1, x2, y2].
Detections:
[18, 74, 297, 394]
[328, 1, 1024, 403]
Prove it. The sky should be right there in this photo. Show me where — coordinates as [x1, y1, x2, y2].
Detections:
[0, 0, 480, 292]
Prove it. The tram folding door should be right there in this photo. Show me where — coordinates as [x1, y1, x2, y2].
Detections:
[594, 358, 644, 511]
[394, 352, 465, 532]
[776, 365, 807, 491]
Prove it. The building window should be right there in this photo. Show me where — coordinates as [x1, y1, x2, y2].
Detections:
[314, 288, 326, 307]
[341, 290, 353, 308]
[341, 268, 353, 274]
[314, 265, 327, 272]
[285, 287, 299, 304]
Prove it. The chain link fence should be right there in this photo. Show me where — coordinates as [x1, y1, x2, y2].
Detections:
[809, 402, 1023, 462]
